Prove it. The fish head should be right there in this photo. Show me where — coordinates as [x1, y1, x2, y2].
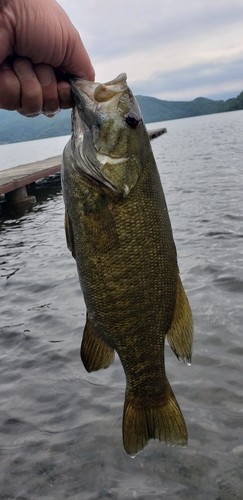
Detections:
[70, 73, 148, 196]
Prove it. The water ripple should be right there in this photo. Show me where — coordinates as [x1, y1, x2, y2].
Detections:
[0, 111, 243, 499]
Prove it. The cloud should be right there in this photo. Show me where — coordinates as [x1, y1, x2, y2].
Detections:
[58, 0, 243, 100]
[132, 53, 243, 100]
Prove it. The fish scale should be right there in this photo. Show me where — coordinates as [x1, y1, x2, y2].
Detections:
[62, 73, 193, 456]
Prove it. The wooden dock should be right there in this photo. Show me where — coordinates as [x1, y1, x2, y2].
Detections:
[0, 155, 61, 198]
[0, 127, 166, 205]
[148, 128, 166, 140]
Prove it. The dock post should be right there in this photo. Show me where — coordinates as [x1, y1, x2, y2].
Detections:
[5, 186, 36, 205]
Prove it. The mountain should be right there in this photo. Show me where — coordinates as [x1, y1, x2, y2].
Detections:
[136, 96, 224, 122]
[0, 108, 71, 145]
[0, 92, 242, 145]
[137, 91, 243, 122]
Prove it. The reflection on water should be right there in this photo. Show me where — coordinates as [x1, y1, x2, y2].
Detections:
[0, 111, 243, 499]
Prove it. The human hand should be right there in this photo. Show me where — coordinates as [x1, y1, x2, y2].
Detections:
[0, 0, 95, 117]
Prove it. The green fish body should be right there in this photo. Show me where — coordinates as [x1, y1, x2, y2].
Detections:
[62, 74, 193, 456]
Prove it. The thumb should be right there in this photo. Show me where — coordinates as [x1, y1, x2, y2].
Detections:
[61, 31, 95, 81]
[0, 27, 12, 64]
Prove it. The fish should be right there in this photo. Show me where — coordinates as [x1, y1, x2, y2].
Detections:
[61, 73, 193, 456]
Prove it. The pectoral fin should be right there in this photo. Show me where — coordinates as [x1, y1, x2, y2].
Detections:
[166, 275, 193, 363]
[81, 314, 115, 372]
[64, 211, 75, 258]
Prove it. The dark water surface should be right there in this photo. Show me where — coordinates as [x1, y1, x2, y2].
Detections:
[0, 111, 243, 499]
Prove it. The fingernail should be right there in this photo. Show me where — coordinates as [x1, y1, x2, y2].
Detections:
[15, 60, 35, 79]
[44, 108, 60, 117]
[38, 67, 53, 86]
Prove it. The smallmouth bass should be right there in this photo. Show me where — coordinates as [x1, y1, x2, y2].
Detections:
[62, 73, 193, 456]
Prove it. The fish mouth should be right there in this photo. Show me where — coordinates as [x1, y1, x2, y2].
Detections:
[70, 73, 140, 196]
[71, 107, 130, 193]
[70, 73, 128, 101]
[70, 73, 128, 129]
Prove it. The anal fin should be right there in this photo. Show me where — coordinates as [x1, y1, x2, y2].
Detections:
[166, 275, 193, 363]
[81, 314, 115, 372]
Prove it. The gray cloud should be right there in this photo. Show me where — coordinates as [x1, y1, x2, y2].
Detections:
[132, 56, 243, 99]
[83, 3, 243, 60]
[59, 0, 243, 100]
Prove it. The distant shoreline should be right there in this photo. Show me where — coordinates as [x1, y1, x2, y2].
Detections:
[0, 90, 242, 145]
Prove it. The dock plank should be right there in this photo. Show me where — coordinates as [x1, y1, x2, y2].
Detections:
[0, 155, 61, 196]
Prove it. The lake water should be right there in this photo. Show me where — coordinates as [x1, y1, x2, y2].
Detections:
[0, 110, 243, 499]
[0, 135, 69, 172]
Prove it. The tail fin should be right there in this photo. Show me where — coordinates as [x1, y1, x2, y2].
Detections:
[122, 380, 187, 456]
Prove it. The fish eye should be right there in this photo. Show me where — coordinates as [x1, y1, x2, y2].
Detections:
[125, 112, 141, 129]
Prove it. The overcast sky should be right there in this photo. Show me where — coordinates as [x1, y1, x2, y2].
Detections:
[59, 0, 243, 101]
